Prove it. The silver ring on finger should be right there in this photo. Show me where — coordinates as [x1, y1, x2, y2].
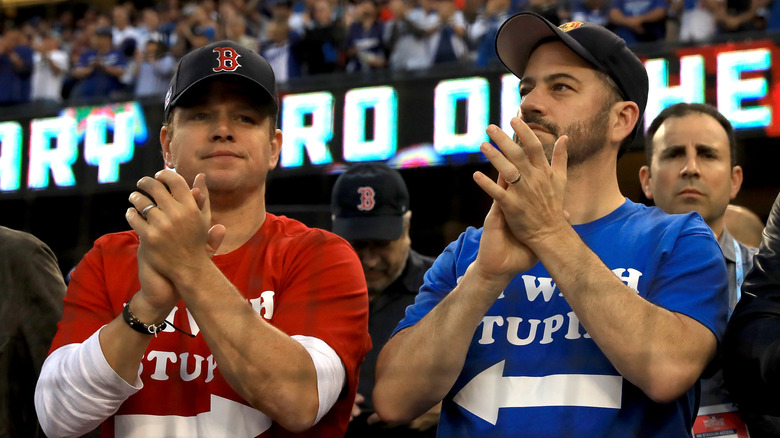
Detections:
[140, 204, 158, 220]
[505, 174, 522, 185]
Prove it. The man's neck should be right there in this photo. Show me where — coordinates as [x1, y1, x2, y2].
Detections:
[563, 150, 625, 225]
[709, 217, 725, 241]
[209, 190, 268, 254]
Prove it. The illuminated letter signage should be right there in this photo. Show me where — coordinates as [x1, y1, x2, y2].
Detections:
[644, 56, 705, 127]
[434, 77, 489, 155]
[28, 116, 78, 189]
[343, 86, 398, 162]
[717, 49, 771, 129]
[0, 122, 22, 191]
[501, 74, 521, 136]
[280, 92, 335, 167]
[84, 111, 136, 183]
[0, 102, 148, 194]
[2, 40, 779, 198]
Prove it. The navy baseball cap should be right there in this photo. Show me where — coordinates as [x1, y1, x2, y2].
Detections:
[164, 40, 278, 120]
[331, 163, 410, 241]
[495, 13, 648, 145]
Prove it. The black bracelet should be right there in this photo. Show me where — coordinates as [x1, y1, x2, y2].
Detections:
[123, 299, 168, 337]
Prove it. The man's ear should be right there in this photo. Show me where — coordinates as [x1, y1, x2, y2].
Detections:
[638, 165, 654, 199]
[160, 125, 175, 169]
[610, 101, 640, 146]
[268, 128, 282, 170]
[730, 165, 744, 200]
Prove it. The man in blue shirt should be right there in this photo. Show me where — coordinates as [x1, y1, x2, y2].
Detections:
[609, 0, 667, 44]
[70, 26, 127, 101]
[0, 28, 33, 105]
[374, 13, 728, 437]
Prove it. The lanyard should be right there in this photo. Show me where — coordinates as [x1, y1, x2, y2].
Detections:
[732, 238, 743, 315]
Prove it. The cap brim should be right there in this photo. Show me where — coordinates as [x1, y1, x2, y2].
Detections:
[333, 216, 404, 241]
[495, 12, 604, 80]
[167, 74, 277, 117]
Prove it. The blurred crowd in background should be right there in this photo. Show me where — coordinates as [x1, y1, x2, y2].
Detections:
[0, 0, 779, 107]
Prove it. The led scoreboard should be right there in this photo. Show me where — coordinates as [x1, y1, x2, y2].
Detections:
[1, 38, 778, 198]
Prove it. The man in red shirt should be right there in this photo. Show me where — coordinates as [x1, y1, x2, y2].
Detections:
[35, 41, 371, 438]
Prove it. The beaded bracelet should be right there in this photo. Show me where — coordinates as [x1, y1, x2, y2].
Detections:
[122, 299, 168, 337]
[122, 297, 195, 338]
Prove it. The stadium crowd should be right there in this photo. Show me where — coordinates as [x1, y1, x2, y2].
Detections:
[0, 0, 777, 106]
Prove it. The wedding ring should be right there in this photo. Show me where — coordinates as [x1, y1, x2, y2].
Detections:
[140, 204, 157, 219]
[505, 174, 522, 185]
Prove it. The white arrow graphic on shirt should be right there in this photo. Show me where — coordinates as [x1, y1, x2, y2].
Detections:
[114, 394, 272, 437]
[453, 360, 623, 425]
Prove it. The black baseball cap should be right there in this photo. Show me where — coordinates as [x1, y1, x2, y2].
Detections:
[164, 40, 278, 120]
[495, 13, 648, 145]
[331, 163, 410, 241]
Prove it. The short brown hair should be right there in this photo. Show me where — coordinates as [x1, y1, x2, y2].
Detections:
[644, 103, 737, 167]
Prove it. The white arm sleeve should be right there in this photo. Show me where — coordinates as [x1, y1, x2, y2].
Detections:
[34, 326, 141, 438]
[291, 335, 346, 424]
[34, 330, 344, 435]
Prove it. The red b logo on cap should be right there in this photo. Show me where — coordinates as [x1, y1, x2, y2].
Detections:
[357, 187, 376, 211]
[213, 47, 242, 72]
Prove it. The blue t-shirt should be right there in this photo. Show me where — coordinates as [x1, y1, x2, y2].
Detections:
[611, 0, 668, 43]
[571, 2, 611, 27]
[0, 45, 33, 104]
[394, 199, 728, 437]
[345, 21, 385, 72]
[72, 49, 127, 99]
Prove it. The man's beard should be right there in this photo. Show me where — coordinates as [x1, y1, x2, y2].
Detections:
[518, 102, 612, 167]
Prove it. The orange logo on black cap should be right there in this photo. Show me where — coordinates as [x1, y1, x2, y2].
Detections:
[212, 47, 242, 72]
[558, 21, 584, 32]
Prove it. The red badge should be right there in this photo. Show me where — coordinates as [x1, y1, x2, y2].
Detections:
[693, 405, 750, 438]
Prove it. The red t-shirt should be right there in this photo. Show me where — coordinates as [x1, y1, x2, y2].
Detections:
[50, 213, 371, 437]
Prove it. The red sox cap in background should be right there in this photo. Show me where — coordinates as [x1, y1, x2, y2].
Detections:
[331, 163, 411, 242]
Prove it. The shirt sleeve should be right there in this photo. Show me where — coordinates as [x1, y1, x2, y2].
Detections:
[52, 51, 69, 71]
[76, 52, 91, 68]
[647, 215, 729, 342]
[723, 193, 780, 415]
[8, 232, 67, 373]
[153, 55, 176, 76]
[268, 230, 371, 401]
[14, 46, 34, 75]
[611, 0, 627, 13]
[35, 327, 141, 438]
[49, 234, 136, 352]
[650, 0, 667, 11]
[393, 228, 477, 335]
[292, 335, 346, 423]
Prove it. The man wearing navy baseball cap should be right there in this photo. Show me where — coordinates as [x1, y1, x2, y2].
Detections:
[36, 41, 371, 437]
[332, 163, 412, 244]
[375, 13, 728, 437]
[331, 163, 438, 437]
